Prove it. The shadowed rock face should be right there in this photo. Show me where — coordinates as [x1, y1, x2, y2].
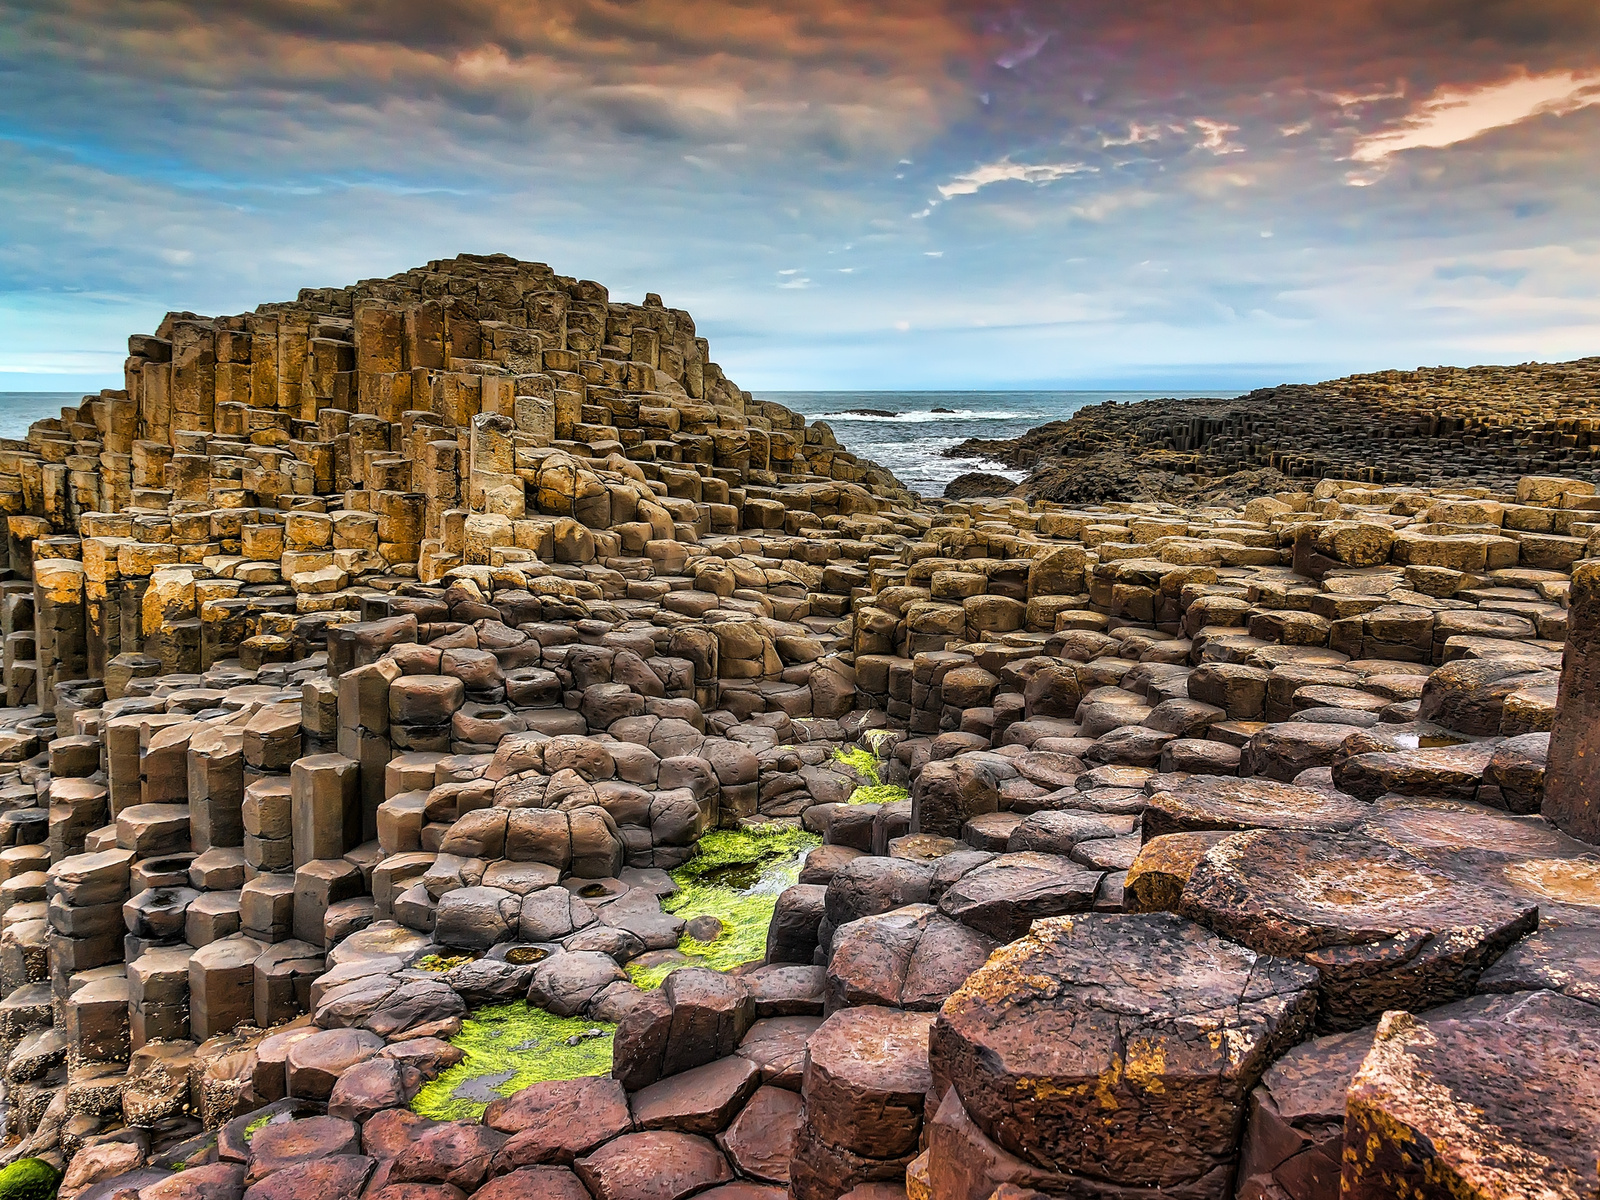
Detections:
[1179, 830, 1538, 1030]
[931, 912, 1317, 1192]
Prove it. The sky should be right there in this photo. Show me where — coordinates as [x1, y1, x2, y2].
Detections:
[2, 0, 1599, 393]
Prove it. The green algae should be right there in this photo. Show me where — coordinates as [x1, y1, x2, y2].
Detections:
[627, 825, 820, 989]
[242, 1113, 273, 1141]
[410, 1003, 616, 1123]
[0, 1159, 60, 1200]
[846, 783, 910, 806]
[831, 745, 882, 785]
[414, 953, 474, 973]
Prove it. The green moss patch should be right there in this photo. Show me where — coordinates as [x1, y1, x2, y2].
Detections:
[0, 1159, 60, 1200]
[628, 825, 821, 989]
[410, 1004, 615, 1122]
[831, 746, 882, 785]
[846, 783, 910, 806]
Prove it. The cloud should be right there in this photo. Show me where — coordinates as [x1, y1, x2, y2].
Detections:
[1192, 119, 1244, 155]
[1351, 70, 1600, 162]
[937, 157, 1095, 198]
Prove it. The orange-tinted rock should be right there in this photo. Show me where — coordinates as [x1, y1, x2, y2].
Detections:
[1123, 831, 1237, 913]
[1341, 991, 1600, 1200]
[931, 913, 1316, 1196]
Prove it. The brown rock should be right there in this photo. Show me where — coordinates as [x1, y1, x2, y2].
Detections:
[936, 852, 1101, 941]
[391, 1123, 509, 1191]
[484, 1076, 632, 1165]
[716, 1085, 802, 1184]
[1180, 830, 1537, 1029]
[574, 1131, 732, 1200]
[1341, 991, 1600, 1200]
[1235, 1028, 1375, 1200]
[469, 1167, 590, 1200]
[246, 1116, 361, 1183]
[734, 1015, 822, 1091]
[1142, 776, 1368, 843]
[1123, 831, 1237, 913]
[628, 1054, 760, 1135]
[931, 912, 1316, 1193]
[240, 1156, 375, 1200]
[803, 1006, 933, 1160]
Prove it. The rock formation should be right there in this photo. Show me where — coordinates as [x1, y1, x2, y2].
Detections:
[0, 255, 1593, 1200]
[953, 359, 1600, 504]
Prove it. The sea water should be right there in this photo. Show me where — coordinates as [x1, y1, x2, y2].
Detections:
[767, 391, 1231, 496]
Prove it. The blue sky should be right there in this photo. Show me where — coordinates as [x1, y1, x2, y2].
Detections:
[3, 0, 1599, 394]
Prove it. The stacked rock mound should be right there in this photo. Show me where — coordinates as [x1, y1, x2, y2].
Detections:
[955, 357, 1600, 503]
[0, 266, 1593, 1200]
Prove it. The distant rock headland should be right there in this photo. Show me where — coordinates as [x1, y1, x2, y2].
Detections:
[951, 359, 1600, 505]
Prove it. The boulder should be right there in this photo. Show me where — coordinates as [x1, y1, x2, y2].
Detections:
[930, 912, 1316, 1195]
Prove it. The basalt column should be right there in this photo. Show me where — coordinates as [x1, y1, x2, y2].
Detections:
[1545, 559, 1600, 841]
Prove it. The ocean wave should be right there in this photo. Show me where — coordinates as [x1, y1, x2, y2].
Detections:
[812, 408, 1028, 423]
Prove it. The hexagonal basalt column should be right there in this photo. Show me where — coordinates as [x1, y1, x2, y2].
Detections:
[928, 912, 1317, 1199]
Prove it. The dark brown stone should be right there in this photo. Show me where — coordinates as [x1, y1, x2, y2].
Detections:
[628, 1054, 759, 1135]
[1235, 1028, 1375, 1200]
[240, 1156, 375, 1200]
[1142, 776, 1367, 844]
[802, 1006, 933, 1160]
[734, 1015, 822, 1091]
[1179, 830, 1538, 1030]
[936, 852, 1101, 941]
[574, 1131, 732, 1200]
[1331, 742, 1498, 802]
[715, 1085, 802, 1184]
[245, 1116, 360, 1183]
[1341, 991, 1600, 1200]
[469, 1167, 590, 1200]
[484, 1076, 632, 1165]
[930, 912, 1316, 1194]
[391, 1123, 508, 1191]
[825, 904, 996, 1012]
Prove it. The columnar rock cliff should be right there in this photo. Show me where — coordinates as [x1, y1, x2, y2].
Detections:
[0, 258, 1593, 1200]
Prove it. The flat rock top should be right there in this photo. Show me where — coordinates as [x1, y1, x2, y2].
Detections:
[1347, 992, 1600, 1197]
[1144, 775, 1368, 839]
[1357, 798, 1594, 861]
[1180, 830, 1536, 956]
[1257, 1028, 1376, 1125]
[804, 1005, 934, 1097]
[932, 912, 1316, 1180]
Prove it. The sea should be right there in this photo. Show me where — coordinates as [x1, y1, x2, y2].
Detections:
[0, 388, 1234, 498]
[768, 391, 1232, 496]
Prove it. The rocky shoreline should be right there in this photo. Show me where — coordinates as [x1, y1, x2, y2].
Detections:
[0, 255, 1591, 1200]
[949, 359, 1600, 504]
